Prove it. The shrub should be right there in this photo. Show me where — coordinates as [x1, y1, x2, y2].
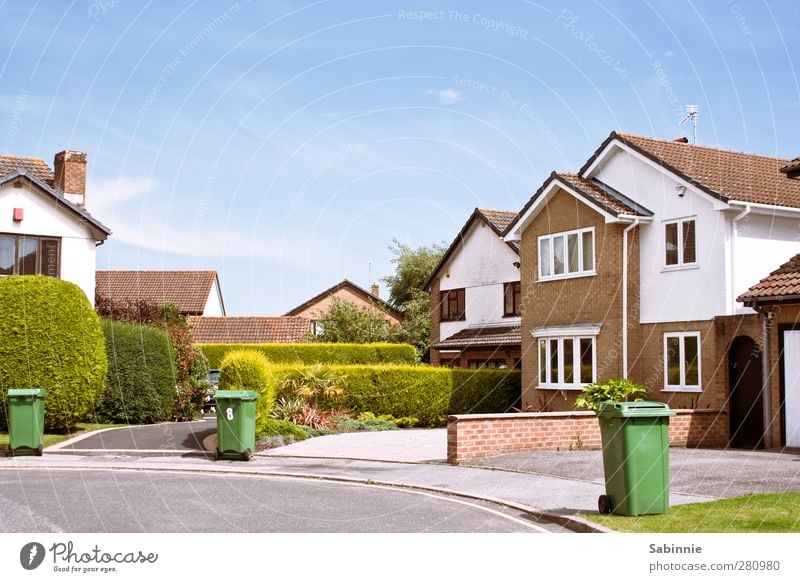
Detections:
[0, 276, 107, 432]
[255, 418, 308, 441]
[449, 369, 522, 414]
[280, 364, 345, 408]
[573, 378, 648, 411]
[97, 319, 176, 424]
[219, 349, 276, 430]
[198, 342, 416, 368]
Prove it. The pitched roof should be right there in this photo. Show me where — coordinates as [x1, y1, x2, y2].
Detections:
[738, 254, 800, 303]
[587, 131, 800, 209]
[285, 279, 404, 320]
[96, 270, 222, 315]
[188, 316, 310, 343]
[422, 208, 519, 292]
[432, 324, 521, 349]
[781, 157, 800, 179]
[0, 155, 55, 185]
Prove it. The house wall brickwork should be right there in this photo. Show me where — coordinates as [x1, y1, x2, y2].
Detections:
[292, 286, 403, 325]
[447, 409, 727, 461]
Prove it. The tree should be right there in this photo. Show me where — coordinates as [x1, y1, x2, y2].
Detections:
[382, 238, 447, 309]
[313, 297, 392, 343]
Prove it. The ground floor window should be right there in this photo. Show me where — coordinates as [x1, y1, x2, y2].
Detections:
[0, 233, 60, 277]
[537, 336, 595, 388]
[663, 331, 701, 391]
[467, 359, 507, 370]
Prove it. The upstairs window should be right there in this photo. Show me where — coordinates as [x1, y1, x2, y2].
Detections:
[538, 227, 595, 280]
[440, 288, 465, 321]
[664, 218, 696, 267]
[0, 234, 60, 278]
[503, 282, 521, 316]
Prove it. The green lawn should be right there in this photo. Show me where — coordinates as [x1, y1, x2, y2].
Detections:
[584, 492, 800, 533]
[0, 422, 127, 449]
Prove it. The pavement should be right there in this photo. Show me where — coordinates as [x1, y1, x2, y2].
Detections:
[7, 419, 800, 533]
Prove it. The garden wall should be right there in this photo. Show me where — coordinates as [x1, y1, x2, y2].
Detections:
[447, 408, 727, 462]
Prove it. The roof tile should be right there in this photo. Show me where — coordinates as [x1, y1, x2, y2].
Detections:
[0, 155, 55, 185]
[738, 254, 800, 302]
[189, 316, 310, 343]
[96, 271, 218, 315]
[433, 324, 521, 349]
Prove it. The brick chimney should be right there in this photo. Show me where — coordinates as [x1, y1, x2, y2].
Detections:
[53, 150, 87, 207]
[371, 284, 380, 297]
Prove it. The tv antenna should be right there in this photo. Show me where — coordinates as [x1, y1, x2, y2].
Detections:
[680, 105, 699, 144]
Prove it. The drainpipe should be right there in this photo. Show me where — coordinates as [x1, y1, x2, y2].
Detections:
[731, 204, 751, 313]
[621, 218, 640, 379]
[761, 309, 773, 448]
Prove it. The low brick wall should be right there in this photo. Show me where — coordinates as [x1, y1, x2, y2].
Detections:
[447, 409, 727, 462]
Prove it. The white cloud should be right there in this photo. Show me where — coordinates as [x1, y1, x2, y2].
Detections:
[425, 88, 464, 105]
[665, 50, 675, 58]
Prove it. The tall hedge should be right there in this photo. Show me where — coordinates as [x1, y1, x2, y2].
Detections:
[219, 350, 277, 434]
[270, 364, 521, 427]
[97, 319, 176, 424]
[0, 276, 107, 431]
[199, 343, 416, 368]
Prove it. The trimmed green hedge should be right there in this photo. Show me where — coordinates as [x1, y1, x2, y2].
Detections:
[269, 364, 521, 427]
[98, 319, 176, 424]
[0, 276, 107, 431]
[219, 350, 277, 431]
[198, 343, 416, 368]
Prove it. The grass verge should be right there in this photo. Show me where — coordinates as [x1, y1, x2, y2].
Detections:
[584, 492, 800, 533]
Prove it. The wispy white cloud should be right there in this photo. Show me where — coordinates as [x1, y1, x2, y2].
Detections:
[425, 88, 464, 105]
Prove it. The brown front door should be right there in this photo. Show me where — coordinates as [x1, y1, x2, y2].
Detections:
[728, 336, 764, 449]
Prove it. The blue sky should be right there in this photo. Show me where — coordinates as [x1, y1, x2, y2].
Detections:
[1, 1, 798, 315]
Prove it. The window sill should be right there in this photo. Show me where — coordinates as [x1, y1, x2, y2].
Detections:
[661, 264, 699, 273]
[502, 314, 522, 318]
[661, 387, 702, 393]
[537, 271, 597, 283]
[537, 385, 587, 391]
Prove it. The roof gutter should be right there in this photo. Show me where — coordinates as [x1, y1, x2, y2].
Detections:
[621, 217, 640, 379]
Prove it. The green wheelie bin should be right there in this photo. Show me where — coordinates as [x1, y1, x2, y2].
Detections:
[5, 389, 47, 457]
[596, 401, 676, 516]
[215, 390, 259, 461]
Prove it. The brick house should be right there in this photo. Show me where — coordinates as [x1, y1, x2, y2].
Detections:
[95, 270, 226, 316]
[0, 151, 111, 303]
[738, 254, 800, 448]
[502, 131, 800, 449]
[424, 208, 521, 369]
[285, 279, 403, 336]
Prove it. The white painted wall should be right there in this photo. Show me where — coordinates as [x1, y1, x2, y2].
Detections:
[593, 148, 730, 323]
[0, 181, 99, 304]
[734, 213, 800, 310]
[439, 219, 520, 339]
[203, 278, 225, 316]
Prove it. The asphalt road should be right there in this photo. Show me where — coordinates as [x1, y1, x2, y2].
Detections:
[0, 469, 563, 533]
[55, 418, 216, 453]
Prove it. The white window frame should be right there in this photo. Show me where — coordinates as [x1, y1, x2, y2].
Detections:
[536, 335, 596, 390]
[662, 331, 702, 392]
[663, 217, 697, 269]
[537, 227, 595, 281]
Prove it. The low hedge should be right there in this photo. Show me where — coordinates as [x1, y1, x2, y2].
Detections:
[219, 350, 277, 431]
[198, 342, 416, 368]
[269, 364, 521, 427]
[0, 276, 107, 431]
[98, 319, 176, 424]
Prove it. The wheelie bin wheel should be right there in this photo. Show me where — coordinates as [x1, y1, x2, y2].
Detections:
[598, 494, 612, 514]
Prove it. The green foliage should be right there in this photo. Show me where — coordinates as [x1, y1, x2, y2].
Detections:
[270, 396, 306, 422]
[388, 289, 433, 360]
[255, 418, 308, 441]
[219, 349, 277, 429]
[0, 276, 107, 431]
[335, 416, 399, 432]
[281, 364, 345, 408]
[573, 378, 648, 411]
[449, 370, 522, 414]
[312, 297, 394, 343]
[382, 238, 447, 309]
[97, 319, 176, 424]
[356, 411, 419, 428]
[198, 342, 416, 368]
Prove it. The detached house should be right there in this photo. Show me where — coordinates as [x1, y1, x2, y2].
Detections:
[0, 151, 110, 303]
[503, 132, 800, 449]
[425, 208, 521, 369]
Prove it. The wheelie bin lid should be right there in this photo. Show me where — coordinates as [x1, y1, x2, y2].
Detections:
[214, 390, 260, 401]
[7, 388, 47, 398]
[597, 401, 676, 417]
